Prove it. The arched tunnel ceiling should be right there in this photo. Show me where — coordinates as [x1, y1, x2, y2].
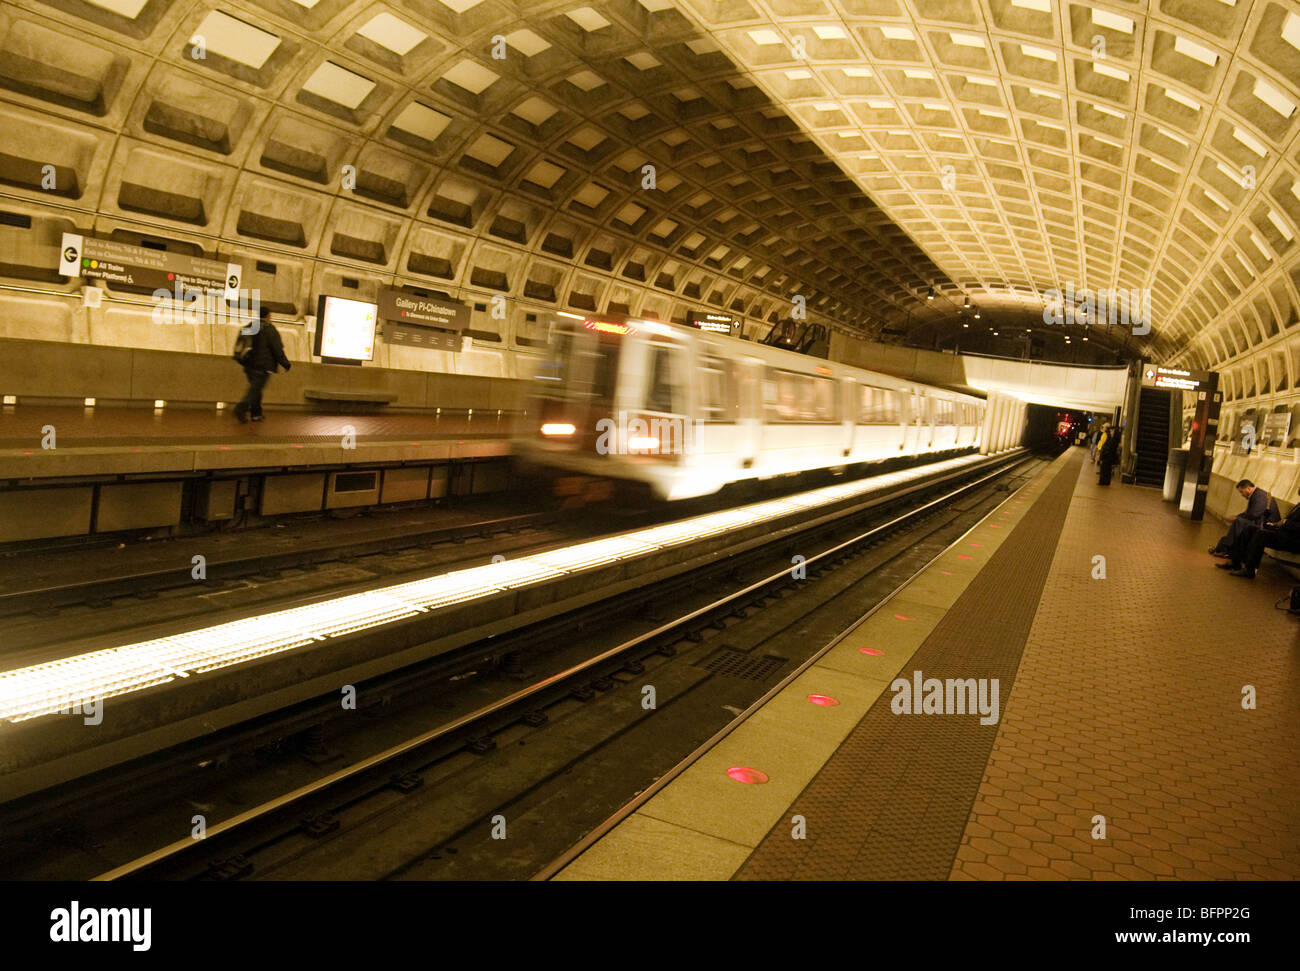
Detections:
[0, 0, 1298, 369]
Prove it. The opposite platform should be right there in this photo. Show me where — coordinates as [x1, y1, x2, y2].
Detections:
[0, 405, 514, 479]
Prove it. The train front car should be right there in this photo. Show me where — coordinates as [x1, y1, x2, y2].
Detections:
[516, 314, 694, 504]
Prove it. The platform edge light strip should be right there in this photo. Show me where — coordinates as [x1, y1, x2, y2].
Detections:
[0, 455, 982, 724]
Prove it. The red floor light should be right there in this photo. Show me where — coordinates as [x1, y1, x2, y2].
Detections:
[859, 647, 884, 656]
[894, 613, 912, 620]
[969, 542, 981, 547]
[807, 694, 839, 707]
[727, 766, 769, 784]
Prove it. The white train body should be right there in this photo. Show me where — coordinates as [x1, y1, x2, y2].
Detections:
[517, 314, 986, 501]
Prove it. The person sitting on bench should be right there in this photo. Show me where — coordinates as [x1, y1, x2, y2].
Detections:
[1209, 480, 1277, 557]
[1216, 488, 1300, 578]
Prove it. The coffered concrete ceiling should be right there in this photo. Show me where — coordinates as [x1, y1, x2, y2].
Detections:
[1, 0, 1297, 369]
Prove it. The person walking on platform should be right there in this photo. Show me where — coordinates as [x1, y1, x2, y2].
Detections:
[1209, 480, 1277, 557]
[1216, 488, 1300, 578]
[233, 306, 291, 423]
[1097, 424, 1120, 486]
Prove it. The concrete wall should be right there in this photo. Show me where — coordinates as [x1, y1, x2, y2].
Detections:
[0, 337, 529, 412]
[828, 333, 1127, 413]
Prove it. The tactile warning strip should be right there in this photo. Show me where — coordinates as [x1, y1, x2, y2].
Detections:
[553, 451, 1071, 881]
[733, 451, 1084, 879]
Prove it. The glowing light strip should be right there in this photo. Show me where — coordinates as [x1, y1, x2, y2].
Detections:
[0, 454, 989, 724]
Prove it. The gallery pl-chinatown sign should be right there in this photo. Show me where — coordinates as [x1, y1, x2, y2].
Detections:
[59, 233, 243, 301]
[377, 288, 468, 351]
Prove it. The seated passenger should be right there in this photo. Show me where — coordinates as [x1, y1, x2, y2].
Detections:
[1209, 480, 1276, 557]
[1216, 488, 1300, 579]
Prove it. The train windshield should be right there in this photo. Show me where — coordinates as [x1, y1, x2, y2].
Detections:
[543, 326, 619, 409]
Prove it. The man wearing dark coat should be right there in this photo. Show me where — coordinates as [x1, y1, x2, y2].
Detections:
[235, 306, 292, 423]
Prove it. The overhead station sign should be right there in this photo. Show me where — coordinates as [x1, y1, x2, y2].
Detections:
[377, 288, 468, 351]
[59, 233, 242, 300]
[1141, 365, 1212, 392]
[687, 310, 741, 336]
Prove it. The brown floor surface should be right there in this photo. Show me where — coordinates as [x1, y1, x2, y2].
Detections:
[735, 450, 1300, 879]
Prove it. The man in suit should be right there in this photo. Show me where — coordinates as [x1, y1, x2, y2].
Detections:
[1209, 480, 1277, 557]
[1216, 487, 1300, 578]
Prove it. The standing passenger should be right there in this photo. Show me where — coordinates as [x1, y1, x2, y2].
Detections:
[1097, 424, 1120, 486]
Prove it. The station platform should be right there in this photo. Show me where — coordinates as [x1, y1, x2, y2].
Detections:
[554, 448, 1300, 881]
[0, 405, 515, 480]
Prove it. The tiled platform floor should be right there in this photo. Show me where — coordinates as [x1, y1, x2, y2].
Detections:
[557, 449, 1300, 880]
[947, 454, 1300, 880]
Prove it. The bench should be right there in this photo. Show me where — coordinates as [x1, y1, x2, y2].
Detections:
[1265, 548, 1300, 580]
[304, 389, 397, 405]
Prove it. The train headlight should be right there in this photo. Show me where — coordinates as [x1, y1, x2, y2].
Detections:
[628, 436, 660, 451]
[541, 422, 577, 437]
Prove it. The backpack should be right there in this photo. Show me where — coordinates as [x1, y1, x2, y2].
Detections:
[232, 329, 256, 365]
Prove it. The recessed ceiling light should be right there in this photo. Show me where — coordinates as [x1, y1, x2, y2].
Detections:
[357, 12, 426, 56]
[1253, 77, 1296, 118]
[192, 11, 281, 70]
[1092, 9, 1134, 33]
[1020, 43, 1057, 62]
[566, 7, 610, 32]
[1092, 62, 1129, 81]
[302, 61, 375, 110]
[1174, 35, 1218, 67]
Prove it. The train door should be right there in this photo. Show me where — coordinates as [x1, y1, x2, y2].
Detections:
[627, 331, 690, 460]
[840, 378, 855, 459]
[692, 344, 748, 486]
[902, 391, 923, 453]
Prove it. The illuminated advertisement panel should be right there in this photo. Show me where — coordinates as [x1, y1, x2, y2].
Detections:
[314, 295, 378, 364]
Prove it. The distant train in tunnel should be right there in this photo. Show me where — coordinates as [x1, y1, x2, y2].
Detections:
[514, 313, 987, 501]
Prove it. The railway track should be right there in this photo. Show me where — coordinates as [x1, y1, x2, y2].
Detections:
[0, 451, 1039, 881]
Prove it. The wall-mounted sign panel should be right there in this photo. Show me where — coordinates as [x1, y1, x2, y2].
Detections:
[377, 289, 467, 352]
[1141, 365, 1212, 392]
[59, 233, 241, 300]
[314, 295, 378, 364]
[687, 310, 740, 336]
[1263, 409, 1292, 447]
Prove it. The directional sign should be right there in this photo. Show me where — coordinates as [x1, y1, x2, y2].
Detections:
[59, 233, 241, 300]
[1140, 364, 1211, 392]
[687, 310, 741, 336]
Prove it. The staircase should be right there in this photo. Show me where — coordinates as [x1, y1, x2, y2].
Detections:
[1134, 387, 1171, 487]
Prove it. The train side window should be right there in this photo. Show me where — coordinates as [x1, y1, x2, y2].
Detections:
[811, 376, 836, 421]
[700, 355, 740, 422]
[645, 342, 681, 414]
[858, 385, 898, 424]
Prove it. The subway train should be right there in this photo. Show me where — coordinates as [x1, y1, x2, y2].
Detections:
[515, 313, 987, 501]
